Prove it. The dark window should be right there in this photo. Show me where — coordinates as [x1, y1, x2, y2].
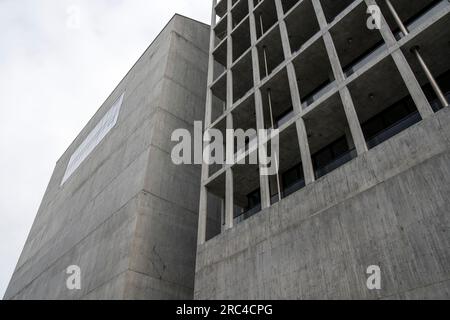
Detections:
[331, 137, 349, 159]
[362, 95, 418, 142]
[282, 164, 303, 190]
[281, 163, 306, 198]
[246, 189, 261, 211]
[312, 136, 355, 178]
[314, 148, 333, 170]
[312, 136, 349, 170]
[421, 69, 450, 112]
[362, 95, 422, 149]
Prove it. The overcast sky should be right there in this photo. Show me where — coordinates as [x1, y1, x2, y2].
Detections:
[0, 0, 210, 298]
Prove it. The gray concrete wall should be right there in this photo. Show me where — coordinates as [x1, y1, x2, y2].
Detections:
[4, 14, 210, 300]
[195, 107, 450, 300]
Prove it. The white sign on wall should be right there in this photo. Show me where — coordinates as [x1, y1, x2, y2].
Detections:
[61, 93, 124, 185]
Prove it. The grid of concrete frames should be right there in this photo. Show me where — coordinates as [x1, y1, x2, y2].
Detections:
[198, 0, 450, 243]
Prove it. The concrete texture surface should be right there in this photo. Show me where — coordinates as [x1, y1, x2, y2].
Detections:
[195, 107, 450, 300]
[4, 14, 210, 300]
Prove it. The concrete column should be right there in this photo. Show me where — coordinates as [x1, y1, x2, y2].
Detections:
[204, 1, 219, 127]
[363, 0, 434, 119]
[227, 71, 234, 110]
[198, 0, 218, 245]
[274, 0, 291, 59]
[220, 199, 226, 232]
[225, 111, 234, 229]
[287, 62, 316, 184]
[312, 0, 368, 155]
[222, 0, 235, 230]
[312, 0, 328, 30]
[248, 0, 271, 209]
[227, 0, 234, 109]
[288, 62, 316, 184]
[391, 50, 434, 119]
[295, 119, 315, 184]
[211, 0, 218, 28]
[255, 89, 272, 208]
[339, 87, 368, 155]
[275, 0, 315, 184]
[248, 0, 261, 84]
[345, 127, 356, 150]
[198, 186, 208, 245]
[225, 168, 234, 230]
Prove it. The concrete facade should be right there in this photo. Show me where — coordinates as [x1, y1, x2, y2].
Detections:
[195, 107, 450, 299]
[4, 14, 210, 300]
[4, 0, 450, 301]
[195, 0, 450, 299]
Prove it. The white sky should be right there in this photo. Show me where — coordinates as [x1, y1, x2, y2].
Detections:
[0, 0, 210, 298]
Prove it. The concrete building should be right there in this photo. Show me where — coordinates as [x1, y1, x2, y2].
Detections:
[4, 14, 210, 300]
[4, 0, 450, 301]
[195, 0, 450, 299]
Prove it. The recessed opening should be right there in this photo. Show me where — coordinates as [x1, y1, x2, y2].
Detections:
[281, 0, 301, 14]
[232, 0, 249, 28]
[292, 38, 336, 109]
[319, 0, 354, 24]
[269, 123, 306, 204]
[210, 73, 227, 124]
[214, 16, 228, 48]
[232, 51, 254, 103]
[215, 0, 228, 20]
[232, 95, 257, 154]
[213, 58, 227, 83]
[329, 2, 386, 78]
[213, 40, 227, 80]
[304, 92, 357, 179]
[285, 0, 320, 54]
[400, 10, 450, 111]
[232, 17, 252, 61]
[260, 68, 295, 129]
[257, 26, 285, 80]
[254, 0, 278, 39]
[378, 0, 443, 39]
[205, 174, 226, 241]
[211, 93, 226, 126]
[348, 56, 423, 150]
[208, 116, 226, 176]
[233, 156, 262, 224]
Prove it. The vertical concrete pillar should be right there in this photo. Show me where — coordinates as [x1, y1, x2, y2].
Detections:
[249, 0, 271, 209]
[255, 89, 272, 209]
[275, 0, 315, 184]
[198, 185, 208, 245]
[339, 87, 368, 155]
[295, 119, 315, 184]
[224, 0, 235, 229]
[198, 0, 218, 245]
[274, 0, 291, 58]
[225, 111, 234, 229]
[363, 0, 434, 119]
[225, 167, 234, 230]
[391, 50, 434, 119]
[345, 127, 356, 150]
[312, 0, 368, 155]
[227, 0, 234, 110]
[205, 1, 219, 128]
[220, 199, 226, 233]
